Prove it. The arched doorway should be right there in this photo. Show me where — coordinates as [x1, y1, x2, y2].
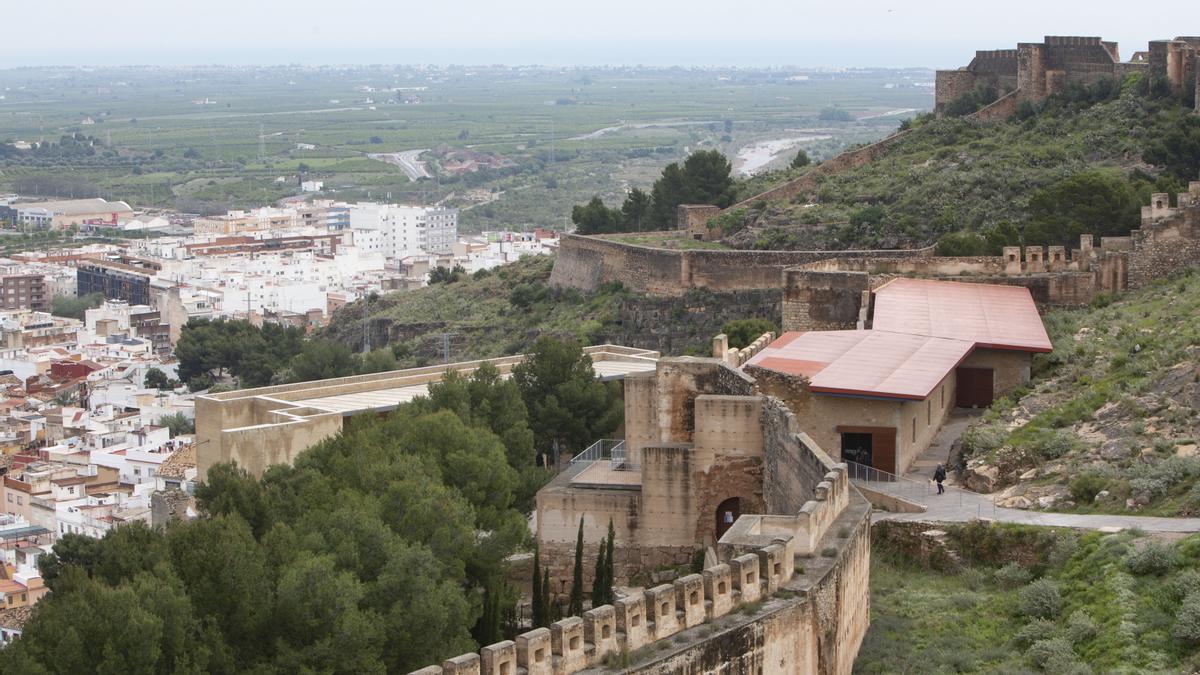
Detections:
[715, 497, 741, 540]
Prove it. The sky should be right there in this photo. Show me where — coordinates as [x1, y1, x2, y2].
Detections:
[2, 0, 1193, 68]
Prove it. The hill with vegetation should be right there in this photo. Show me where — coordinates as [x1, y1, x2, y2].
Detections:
[953, 269, 1200, 516]
[321, 255, 778, 366]
[723, 79, 1200, 252]
[860, 521, 1200, 674]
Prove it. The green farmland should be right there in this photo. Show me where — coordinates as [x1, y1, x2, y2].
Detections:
[0, 65, 932, 229]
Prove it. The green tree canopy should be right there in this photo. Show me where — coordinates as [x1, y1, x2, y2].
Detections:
[1025, 170, 1144, 246]
[722, 318, 777, 349]
[512, 336, 623, 465]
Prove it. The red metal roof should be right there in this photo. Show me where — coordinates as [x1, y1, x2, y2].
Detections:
[871, 278, 1052, 352]
[745, 330, 973, 400]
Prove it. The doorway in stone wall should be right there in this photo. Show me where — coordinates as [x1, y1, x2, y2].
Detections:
[715, 497, 741, 540]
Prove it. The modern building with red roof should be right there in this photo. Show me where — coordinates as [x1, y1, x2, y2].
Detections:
[744, 278, 1052, 475]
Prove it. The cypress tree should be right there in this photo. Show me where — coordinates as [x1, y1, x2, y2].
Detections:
[591, 534, 607, 605]
[604, 518, 616, 604]
[544, 569, 556, 623]
[532, 543, 544, 629]
[568, 519, 584, 616]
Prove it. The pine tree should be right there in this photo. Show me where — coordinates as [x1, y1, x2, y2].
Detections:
[568, 519, 584, 616]
[604, 518, 616, 605]
[532, 543, 544, 629]
[591, 534, 607, 606]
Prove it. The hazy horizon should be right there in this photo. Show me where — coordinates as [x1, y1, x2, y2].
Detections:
[2, 0, 1194, 69]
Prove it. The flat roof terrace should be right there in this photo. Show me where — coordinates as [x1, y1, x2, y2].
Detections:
[196, 345, 661, 478]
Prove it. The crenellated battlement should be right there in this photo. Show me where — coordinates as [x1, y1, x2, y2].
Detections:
[408, 539, 800, 674]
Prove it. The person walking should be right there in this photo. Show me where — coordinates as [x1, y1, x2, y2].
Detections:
[934, 464, 947, 495]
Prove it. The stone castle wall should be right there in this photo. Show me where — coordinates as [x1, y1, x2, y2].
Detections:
[549, 233, 932, 297]
[781, 269, 869, 332]
[723, 130, 914, 211]
[417, 472, 872, 675]
[1129, 185, 1200, 288]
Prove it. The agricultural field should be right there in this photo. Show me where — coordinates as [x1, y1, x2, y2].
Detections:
[0, 65, 931, 230]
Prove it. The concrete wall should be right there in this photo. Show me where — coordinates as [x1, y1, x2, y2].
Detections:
[750, 365, 956, 476]
[958, 348, 1033, 400]
[197, 346, 659, 479]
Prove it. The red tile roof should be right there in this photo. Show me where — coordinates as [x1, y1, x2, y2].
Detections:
[744, 279, 1052, 400]
[745, 330, 973, 400]
[871, 278, 1052, 352]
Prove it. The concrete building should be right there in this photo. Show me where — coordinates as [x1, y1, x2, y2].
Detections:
[349, 203, 458, 258]
[11, 199, 133, 230]
[76, 257, 161, 306]
[0, 274, 47, 313]
[743, 278, 1051, 476]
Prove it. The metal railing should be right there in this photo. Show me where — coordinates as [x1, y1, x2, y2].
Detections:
[570, 439, 638, 471]
[844, 459, 997, 518]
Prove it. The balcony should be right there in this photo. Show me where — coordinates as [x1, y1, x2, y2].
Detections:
[567, 439, 640, 488]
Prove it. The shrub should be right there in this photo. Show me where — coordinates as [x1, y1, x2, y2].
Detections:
[962, 425, 1006, 458]
[1066, 609, 1098, 644]
[1168, 568, 1200, 602]
[1013, 619, 1058, 648]
[1028, 429, 1076, 459]
[1173, 592, 1200, 644]
[1025, 637, 1075, 669]
[1020, 579, 1063, 619]
[959, 567, 988, 591]
[1124, 540, 1176, 575]
[1069, 472, 1109, 503]
[994, 562, 1033, 587]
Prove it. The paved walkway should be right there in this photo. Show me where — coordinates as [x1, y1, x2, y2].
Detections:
[860, 409, 1200, 534]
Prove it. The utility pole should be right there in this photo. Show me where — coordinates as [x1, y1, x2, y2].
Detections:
[363, 292, 370, 353]
[438, 332, 458, 363]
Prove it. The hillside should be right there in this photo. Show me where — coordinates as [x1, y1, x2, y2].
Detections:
[725, 84, 1199, 251]
[321, 255, 780, 365]
[860, 521, 1200, 674]
[955, 270, 1200, 516]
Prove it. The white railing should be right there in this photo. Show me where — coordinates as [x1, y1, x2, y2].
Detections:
[569, 439, 637, 471]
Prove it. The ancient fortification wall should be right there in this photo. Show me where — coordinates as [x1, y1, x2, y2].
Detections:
[1130, 186, 1200, 287]
[723, 130, 913, 211]
[548, 233, 933, 296]
[414, 468, 872, 675]
[931, 34, 1200, 119]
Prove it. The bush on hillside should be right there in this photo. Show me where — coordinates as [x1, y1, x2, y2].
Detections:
[995, 562, 1033, 587]
[1069, 472, 1110, 503]
[1020, 579, 1063, 618]
[1173, 592, 1200, 644]
[1125, 540, 1177, 576]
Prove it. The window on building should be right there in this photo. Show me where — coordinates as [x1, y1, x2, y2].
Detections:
[912, 417, 917, 444]
[927, 400, 932, 425]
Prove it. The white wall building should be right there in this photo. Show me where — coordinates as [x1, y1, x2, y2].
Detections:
[349, 203, 457, 259]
